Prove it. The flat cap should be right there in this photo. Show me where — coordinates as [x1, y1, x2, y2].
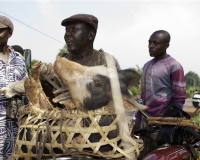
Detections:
[61, 14, 98, 32]
[0, 15, 14, 30]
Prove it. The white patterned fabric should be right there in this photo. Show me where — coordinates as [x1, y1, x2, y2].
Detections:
[0, 46, 27, 159]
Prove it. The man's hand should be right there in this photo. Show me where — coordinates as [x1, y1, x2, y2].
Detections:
[0, 79, 26, 98]
[40, 63, 54, 80]
[52, 87, 71, 104]
[133, 123, 140, 131]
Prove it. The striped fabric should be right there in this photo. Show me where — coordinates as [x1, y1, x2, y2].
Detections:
[0, 46, 27, 159]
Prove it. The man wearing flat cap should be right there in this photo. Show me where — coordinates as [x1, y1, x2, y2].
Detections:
[51, 14, 121, 104]
[39, 14, 121, 150]
[0, 15, 27, 159]
[60, 13, 120, 67]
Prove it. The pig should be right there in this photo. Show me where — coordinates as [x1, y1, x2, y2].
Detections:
[53, 56, 146, 111]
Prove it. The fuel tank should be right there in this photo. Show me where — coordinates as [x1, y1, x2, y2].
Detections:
[144, 145, 190, 160]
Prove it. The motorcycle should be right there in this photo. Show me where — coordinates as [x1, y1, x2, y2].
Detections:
[133, 94, 200, 160]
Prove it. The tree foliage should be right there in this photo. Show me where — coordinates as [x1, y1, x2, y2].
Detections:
[57, 44, 68, 56]
[185, 71, 200, 88]
[129, 65, 143, 97]
[31, 59, 39, 66]
[185, 71, 200, 97]
[131, 65, 143, 75]
[29, 45, 68, 73]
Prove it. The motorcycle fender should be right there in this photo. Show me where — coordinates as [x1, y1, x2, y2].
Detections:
[144, 145, 190, 160]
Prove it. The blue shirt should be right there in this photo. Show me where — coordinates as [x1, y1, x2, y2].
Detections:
[0, 46, 27, 159]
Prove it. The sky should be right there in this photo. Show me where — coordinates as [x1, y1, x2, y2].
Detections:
[1, 0, 200, 75]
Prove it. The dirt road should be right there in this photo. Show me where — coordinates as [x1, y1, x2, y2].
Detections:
[183, 98, 196, 114]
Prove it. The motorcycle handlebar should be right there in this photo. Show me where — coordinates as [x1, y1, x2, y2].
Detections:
[133, 127, 148, 135]
[133, 125, 160, 135]
[185, 126, 200, 140]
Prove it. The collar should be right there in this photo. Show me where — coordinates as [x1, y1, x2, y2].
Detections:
[152, 54, 171, 65]
[7, 46, 17, 64]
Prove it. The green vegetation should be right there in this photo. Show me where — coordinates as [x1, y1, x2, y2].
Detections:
[31, 59, 39, 66]
[192, 111, 200, 126]
[129, 65, 142, 98]
[57, 44, 68, 56]
[30, 45, 68, 70]
[185, 71, 200, 97]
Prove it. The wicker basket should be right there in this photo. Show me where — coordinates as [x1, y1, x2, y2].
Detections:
[10, 105, 143, 160]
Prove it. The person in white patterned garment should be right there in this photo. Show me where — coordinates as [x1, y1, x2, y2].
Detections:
[0, 15, 27, 159]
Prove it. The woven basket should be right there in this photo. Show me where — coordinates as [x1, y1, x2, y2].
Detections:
[10, 105, 143, 160]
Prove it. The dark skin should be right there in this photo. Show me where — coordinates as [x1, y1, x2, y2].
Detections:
[64, 21, 95, 66]
[133, 32, 170, 132]
[148, 32, 169, 62]
[0, 28, 12, 64]
[52, 21, 96, 103]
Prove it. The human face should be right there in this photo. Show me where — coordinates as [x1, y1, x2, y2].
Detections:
[148, 33, 169, 59]
[0, 27, 11, 46]
[0, 28, 8, 34]
[64, 22, 90, 54]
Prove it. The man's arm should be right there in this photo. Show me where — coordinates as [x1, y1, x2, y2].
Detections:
[170, 64, 187, 107]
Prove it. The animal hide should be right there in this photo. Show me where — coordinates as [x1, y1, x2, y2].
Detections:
[24, 61, 54, 110]
[54, 56, 147, 111]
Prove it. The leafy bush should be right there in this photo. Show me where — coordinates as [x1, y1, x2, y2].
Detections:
[192, 111, 200, 126]
[186, 90, 192, 98]
[129, 86, 140, 98]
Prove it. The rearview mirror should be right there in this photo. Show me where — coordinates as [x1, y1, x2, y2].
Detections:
[192, 93, 200, 108]
[24, 49, 31, 74]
